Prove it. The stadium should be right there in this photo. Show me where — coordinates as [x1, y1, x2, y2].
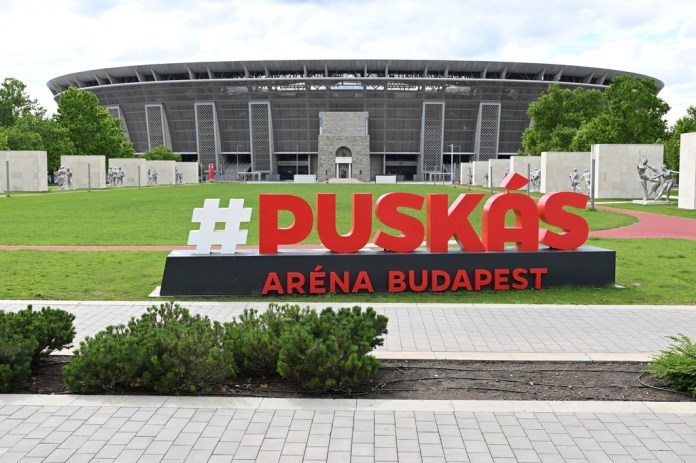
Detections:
[47, 60, 662, 182]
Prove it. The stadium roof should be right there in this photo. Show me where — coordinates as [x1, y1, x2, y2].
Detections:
[47, 59, 663, 96]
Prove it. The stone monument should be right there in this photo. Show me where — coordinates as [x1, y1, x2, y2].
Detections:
[0, 151, 48, 193]
[679, 133, 696, 210]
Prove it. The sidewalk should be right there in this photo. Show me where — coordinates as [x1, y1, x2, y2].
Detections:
[3, 301, 696, 462]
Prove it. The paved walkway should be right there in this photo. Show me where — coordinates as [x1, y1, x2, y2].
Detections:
[2, 302, 696, 461]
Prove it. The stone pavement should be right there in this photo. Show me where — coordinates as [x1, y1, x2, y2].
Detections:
[2, 301, 696, 462]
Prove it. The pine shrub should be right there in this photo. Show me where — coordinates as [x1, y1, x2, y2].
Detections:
[276, 306, 388, 393]
[0, 305, 75, 392]
[649, 334, 696, 395]
[0, 323, 36, 392]
[223, 304, 309, 376]
[4, 305, 76, 363]
[63, 302, 234, 394]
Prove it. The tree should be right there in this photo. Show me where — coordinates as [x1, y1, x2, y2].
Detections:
[664, 106, 696, 170]
[56, 87, 134, 158]
[0, 131, 8, 150]
[522, 85, 605, 155]
[1, 114, 75, 172]
[571, 77, 669, 151]
[0, 77, 43, 127]
[142, 145, 181, 161]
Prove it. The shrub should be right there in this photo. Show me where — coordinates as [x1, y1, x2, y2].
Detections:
[648, 334, 696, 395]
[2, 305, 76, 363]
[0, 323, 36, 392]
[63, 302, 234, 394]
[276, 306, 388, 393]
[0, 305, 75, 392]
[223, 304, 309, 376]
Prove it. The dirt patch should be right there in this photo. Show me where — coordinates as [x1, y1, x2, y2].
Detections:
[21, 357, 694, 402]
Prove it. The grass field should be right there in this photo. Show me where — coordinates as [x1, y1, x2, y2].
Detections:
[1, 183, 635, 245]
[1, 183, 693, 304]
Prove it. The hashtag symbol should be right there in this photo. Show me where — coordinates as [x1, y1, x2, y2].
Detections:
[188, 198, 252, 254]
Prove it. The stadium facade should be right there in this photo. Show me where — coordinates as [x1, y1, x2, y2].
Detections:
[47, 60, 662, 182]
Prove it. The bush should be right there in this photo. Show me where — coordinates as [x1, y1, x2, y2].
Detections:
[223, 304, 308, 376]
[276, 306, 388, 393]
[3, 305, 76, 363]
[0, 324, 36, 392]
[648, 334, 696, 395]
[0, 305, 74, 392]
[63, 302, 234, 394]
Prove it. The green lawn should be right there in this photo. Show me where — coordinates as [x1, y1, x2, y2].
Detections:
[1, 238, 694, 304]
[1, 183, 634, 245]
[1, 183, 692, 304]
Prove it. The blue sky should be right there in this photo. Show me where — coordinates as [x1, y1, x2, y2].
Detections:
[2, 0, 695, 124]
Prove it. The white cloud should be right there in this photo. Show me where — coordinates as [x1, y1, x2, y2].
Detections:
[2, 0, 695, 124]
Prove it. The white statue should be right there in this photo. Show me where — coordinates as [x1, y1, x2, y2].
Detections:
[175, 167, 183, 184]
[569, 168, 580, 193]
[54, 166, 66, 189]
[637, 158, 657, 200]
[530, 168, 541, 192]
[582, 168, 592, 195]
[652, 165, 679, 201]
[117, 167, 125, 186]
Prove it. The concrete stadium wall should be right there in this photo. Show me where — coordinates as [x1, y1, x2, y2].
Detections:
[592, 144, 663, 199]
[0, 151, 48, 192]
[679, 133, 696, 209]
[510, 155, 541, 178]
[108, 158, 147, 187]
[60, 155, 106, 189]
[540, 152, 591, 193]
[175, 162, 199, 184]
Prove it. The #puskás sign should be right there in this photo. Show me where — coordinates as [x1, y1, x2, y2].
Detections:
[160, 173, 615, 296]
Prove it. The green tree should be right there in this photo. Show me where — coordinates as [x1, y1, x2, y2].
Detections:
[664, 106, 696, 170]
[142, 145, 181, 161]
[0, 77, 43, 127]
[0, 131, 8, 150]
[56, 87, 134, 158]
[521, 85, 605, 155]
[2, 115, 75, 172]
[571, 77, 669, 151]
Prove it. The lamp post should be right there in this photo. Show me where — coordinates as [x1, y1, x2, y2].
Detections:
[236, 144, 241, 181]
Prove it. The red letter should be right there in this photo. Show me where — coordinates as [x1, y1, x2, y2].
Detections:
[352, 271, 374, 293]
[529, 268, 548, 289]
[426, 194, 485, 252]
[259, 194, 313, 254]
[493, 269, 510, 290]
[329, 272, 350, 293]
[538, 192, 589, 250]
[374, 192, 425, 252]
[474, 269, 493, 290]
[317, 193, 372, 253]
[261, 272, 284, 295]
[451, 270, 473, 291]
[511, 268, 529, 289]
[482, 193, 539, 251]
[431, 270, 451, 292]
[286, 272, 305, 294]
[388, 271, 407, 292]
[408, 270, 428, 292]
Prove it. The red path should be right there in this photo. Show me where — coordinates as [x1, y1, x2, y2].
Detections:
[1, 206, 694, 251]
[589, 206, 696, 240]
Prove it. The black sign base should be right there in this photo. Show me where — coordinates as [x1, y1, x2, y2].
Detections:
[160, 245, 616, 296]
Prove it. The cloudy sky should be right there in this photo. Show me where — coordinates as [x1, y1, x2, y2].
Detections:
[2, 0, 695, 124]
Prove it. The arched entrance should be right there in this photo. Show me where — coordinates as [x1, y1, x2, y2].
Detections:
[335, 146, 352, 179]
